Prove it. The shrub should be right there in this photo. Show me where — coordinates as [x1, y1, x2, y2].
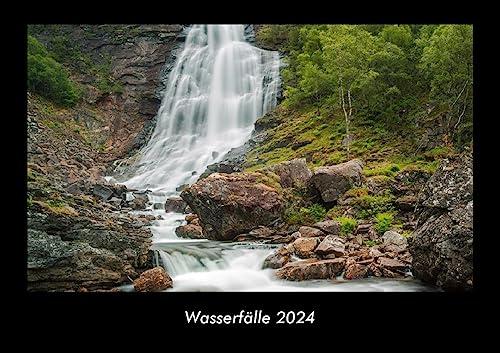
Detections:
[27, 35, 80, 107]
[335, 216, 358, 236]
[374, 212, 394, 234]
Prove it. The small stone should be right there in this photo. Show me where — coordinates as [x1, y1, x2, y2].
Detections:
[133, 267, 173, 292]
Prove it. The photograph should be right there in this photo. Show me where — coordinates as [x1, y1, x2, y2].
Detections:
[26, 24, 473, 294]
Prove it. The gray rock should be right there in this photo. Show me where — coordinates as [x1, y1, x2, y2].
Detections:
[313, 220, 340, 235]
[409, 152, 473, 291]
[93, 184, 113, 201]
[310, 159, 364, 203]
[315, 235, 346, 257]
[265, 158, 312, 188]
[382, 231, 408, 247]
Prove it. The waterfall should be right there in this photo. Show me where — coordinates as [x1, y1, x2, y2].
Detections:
[121, 24, 280, 194]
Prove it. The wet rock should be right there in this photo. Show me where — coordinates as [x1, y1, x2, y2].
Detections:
[409, 152, 473, 291]
[165, 196, 187, 213]
[262, 246, 292, 269]
[381, 231, 407, 247]
[129, 194, 148, 210]
[175, 224, 204, 239]
[298, 226, 325, 238]
[108, 197, 123, 208]
[176, 184, 189, 192]
[133, 267, 172, 292]
[312, 220, 340, 235]
[310, 159, 363, 203]
[292, 237, 320, 258]
[276, 258, 346, 281]
[377, 257, 409, 272]
[314, 235, 345, 257]
[185, 213, 198, 223]
[92, 184, 114, 201]
[344, 263, 368, 280]
[180, 172, 284, 240]
[265, 158, 312, 188]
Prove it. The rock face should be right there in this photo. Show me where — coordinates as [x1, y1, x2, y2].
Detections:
[266, 158, 312, 188]
[276, 258, 346, 281]
[310, 159, 364, 203]
[409, 152, 473, 291]
[180, 172, 284, 240]
[133, 267, 173, 292]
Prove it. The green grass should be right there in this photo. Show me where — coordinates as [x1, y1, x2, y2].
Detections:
[284, 203, 326, 225]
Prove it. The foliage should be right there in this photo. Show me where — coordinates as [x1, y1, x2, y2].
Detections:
[285, 203, 326, 225]
[27, 35, 80, 107]
[374, 212, 394, 234]
[335, 216, 357, 236]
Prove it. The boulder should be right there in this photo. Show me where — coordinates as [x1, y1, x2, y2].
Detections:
[409, 152, 473, 291]
[312, 220, 340, 235]
[276, 258, 346, 281]
[262, 246, 292, 269]
[180, 172, 284, 240]
[314, 235, 345, 257]
[381, 231, 408, 247]
[298, 226, 325, 238]
[292, 237, 320, 258]
[175, 224, 204, 239]
[165, 196, 187, 213]
[377, 257, 409, 272]
[266, 158, 312, 188]
[310, 159, 363, 203]
[133, 267, 173, 292]
[185, 213, 198, 223]
[344, 263, 368, 280]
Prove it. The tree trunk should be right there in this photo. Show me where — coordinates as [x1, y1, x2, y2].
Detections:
[339, 81, 350, 159]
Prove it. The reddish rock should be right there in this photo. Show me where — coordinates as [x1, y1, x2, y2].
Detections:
[180, 172, 284, 240]
[185, 213, 197, 223]
[133, 267, 172, 292]
[377, 257, 408, 271]
[292, 237, 320, 258]
[175, 224, 204, 239]
[315, 235, 345, 257]
[263, 246, 292, 269]
[165, 197, 187, 213]
[276, 258, 346, 281]
[312, 220, 340, 235]
[298, 226, 325, 238]
[344, 263, 368, 280]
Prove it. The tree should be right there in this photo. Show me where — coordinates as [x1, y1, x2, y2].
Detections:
[418, 25, 473, 146]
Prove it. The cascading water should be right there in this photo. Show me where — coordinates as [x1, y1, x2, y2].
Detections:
[122, 25, 280, 194]
[115, 25, 436, 292]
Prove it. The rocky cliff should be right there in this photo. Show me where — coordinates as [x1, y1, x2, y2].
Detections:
[27, 25, 184, 291]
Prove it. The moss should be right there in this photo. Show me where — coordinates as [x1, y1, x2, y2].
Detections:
[33, 200, 79, 216]
[252, 170, 283, 192]
[335, 216, 358, 236]
[344, 187, 369, 198]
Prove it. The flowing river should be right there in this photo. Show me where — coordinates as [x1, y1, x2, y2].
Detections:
[115, 24, 436, 292]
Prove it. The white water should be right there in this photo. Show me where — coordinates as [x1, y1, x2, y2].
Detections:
[117, 25, 435, 292]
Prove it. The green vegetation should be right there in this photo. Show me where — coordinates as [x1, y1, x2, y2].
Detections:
[27, 35, 80, 107]
[351, 193, 395, 219]
[284, 203, 326, 225]
[335, 216, 357, 236]
[374, 212, 394, 235]
[257, 24, 472, 153]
